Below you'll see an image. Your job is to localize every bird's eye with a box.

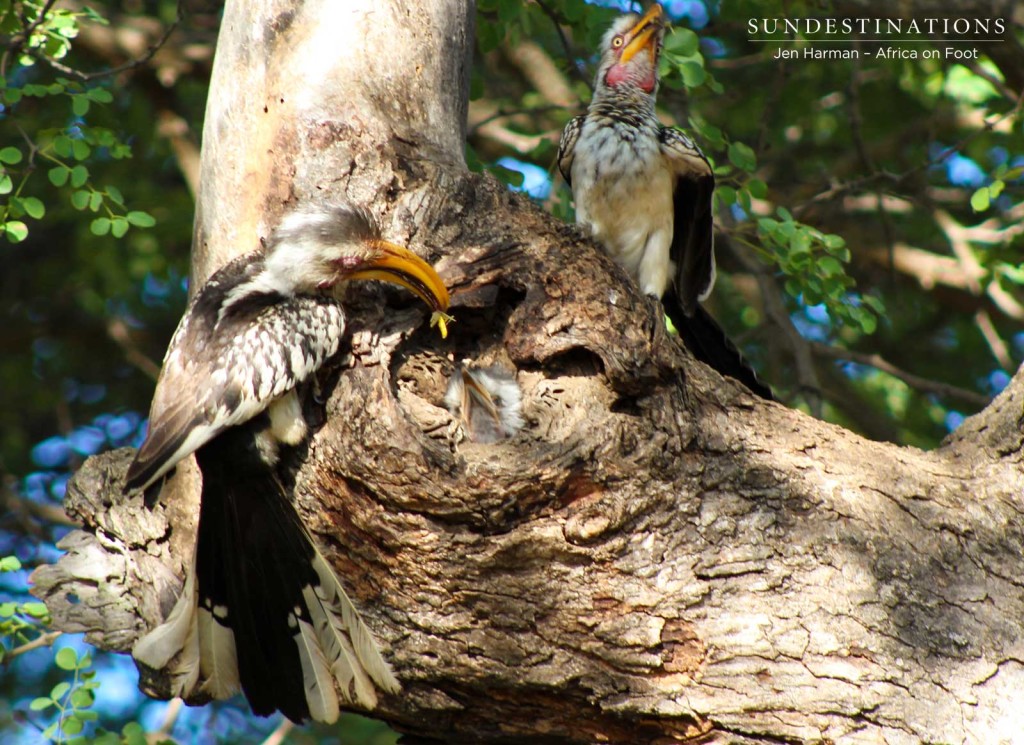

[612,36,624,48]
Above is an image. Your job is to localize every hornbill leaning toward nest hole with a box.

[125,204,451,723]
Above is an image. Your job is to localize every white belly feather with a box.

[571,121,675,298]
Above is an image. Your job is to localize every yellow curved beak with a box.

[620,4,665,65]
[348,240,453,337]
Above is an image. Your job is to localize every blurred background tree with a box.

[2,0,1021,742]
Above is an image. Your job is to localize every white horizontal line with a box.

[750,40,1004,43]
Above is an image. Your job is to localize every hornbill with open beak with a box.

[444,363,523,444]
[126,205,451,723]
[558,4,773,399]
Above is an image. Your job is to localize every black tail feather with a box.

[663,289,775,401]
[195,421,320,722]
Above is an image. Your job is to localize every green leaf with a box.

[822,233,846,250]
[42,723,58,741]
[0,173,12,195]
[497,0,520,24]
[72,95,90,117]
[62,716,84,735]
[111,217,129,238]
[21,601,49,617]
[55,646,79,671]
[0,146,22,164]
[4,220,28,242]
[71,190,90,210]
[121,722,144,738]
[90,217,111,236]
[70,164,88,188]
[562,0,585,22]
[122,722,147,745]
[997,262,1024,285]
[30,697,53,711]
[690,118,724,148]
[747,178,768,199]
[737,187,752,213]
[93,129,115,147]
[105,184,123,205]
[86,87,113,103]
[716,185,736,207]
[678,59,706,89]
[852,305,878,334]
[4,87,22,104]
[970,187,990,212]
[0,556,21,571]
[69,688,94,708]
[790,230,811,256]
[51,681,71,700]
[21,196,45,219]
[126,211,156,228]
[1003,166,1024,181]
[72,139,91,161]
[89,191,103,212]
[0,601,15,616]
[53,134,73,158]
[490,164,523,188]
[49,166,70,187]
[728,141,757,172]
[665,27,699,56]
[862,294,886,314]
[477,19,501,53]
[818,256,843,277]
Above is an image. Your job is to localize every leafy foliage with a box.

[469,0,1022,446]
[2,0,1023,743]
[0,3,155,244]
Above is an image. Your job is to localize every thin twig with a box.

[795,92,1024,213]
[1,0,60,76]
[469,104,566,136]
[534,0,592,92]
[260,718,293,745]
[935,208,1024,322]
[34,13,179,82]
[810,342,991,409]
[963,59,1018,103]
[974,309,1013,370]
[3,631,63,664]
[157,698,183,737]
[847,48,896,275]
[107,318,162,381]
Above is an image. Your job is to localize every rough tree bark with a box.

[31,1,1024,743]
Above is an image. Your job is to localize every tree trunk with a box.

[31,1,1024,743]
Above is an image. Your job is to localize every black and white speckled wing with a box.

[125,254,345,492]
[557,115,585,187]
[659,126,716,315]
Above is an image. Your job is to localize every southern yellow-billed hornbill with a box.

[558,4,773,399]
[126,205,451,723]
[444,363,523,444]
